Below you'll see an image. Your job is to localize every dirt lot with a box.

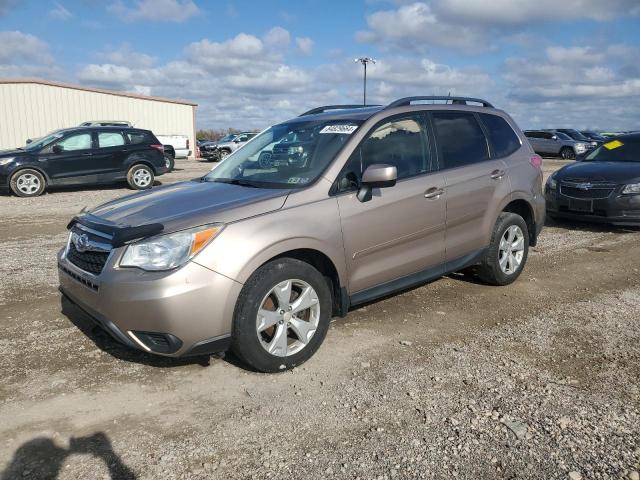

[1,158,638,480]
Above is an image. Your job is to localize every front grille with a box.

[560,183,615,199]
[59,263,99,291]
[67,242,110,275]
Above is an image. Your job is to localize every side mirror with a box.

[52,144,64,154]
[26,138,32,144]
[552,135,558,141]
[357,164,397,202]
[233,138,241,143]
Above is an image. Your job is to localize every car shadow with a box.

[60,295,215,369]
[0,432,136,480]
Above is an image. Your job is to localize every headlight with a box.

[622,183,640,195]
[120,224,223,271]
[288,146,304,155]
[0,157,15,166]
[547,175,557,190]
[575,143,587,153]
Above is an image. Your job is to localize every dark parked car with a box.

[580,130,607,143]
[0,126,168,197]
[545,133,640,225]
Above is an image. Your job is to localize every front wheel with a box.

[560,147,576,160]
[127,164,154,190]
[477,212,529,286]
[231,258,332,372]
[10,169,46,197]
[219,149,231,160]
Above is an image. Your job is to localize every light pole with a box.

[354,57,376,105]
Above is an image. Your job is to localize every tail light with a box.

[150,144,164,153]
[530,154,543,169]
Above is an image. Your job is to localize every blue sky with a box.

[1,0,639,131]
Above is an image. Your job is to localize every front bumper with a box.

[545,185,640,226]
[58,248,243,357]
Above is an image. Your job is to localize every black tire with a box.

[219,149,231,160]
[477,212,529,286]
[126,164,154,190]
[231,258,332,373]
[560,147,575,160]
[164,153,175,172]
[10,169,46,197]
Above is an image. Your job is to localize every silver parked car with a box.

[58,96,545,372]
[200,131,259,161]
[524,130,588,160]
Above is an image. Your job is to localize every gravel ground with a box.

[0,158,638,480]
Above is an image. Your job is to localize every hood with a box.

[556,161,640,184]
[0,149,27,157]
[87,180,290,233]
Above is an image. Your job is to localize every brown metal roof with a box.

[0,78,197,106]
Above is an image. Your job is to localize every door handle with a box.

[424,187,444,199]
[490,169,505,180]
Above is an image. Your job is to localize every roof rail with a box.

[385,96,494,109]
[299,104,381,117]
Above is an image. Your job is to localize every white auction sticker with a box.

[319,125,358,134]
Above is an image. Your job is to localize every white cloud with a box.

[295,37,314,55]
[49,2,72,20]
[99,43,156,68]
[263,26,291,48]
[0,31,55,65]
[108,0,200,23]
[359,1,640,52]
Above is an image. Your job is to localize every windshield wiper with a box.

[211,178,261,188]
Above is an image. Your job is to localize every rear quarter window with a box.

[480,113,521,158]
[127,131,155,144]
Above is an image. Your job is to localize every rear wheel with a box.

[560,147,575,160]
[126,164,154,190]
[10,169,46,197]
[232,258,332,372]
[477,212,529,286]
[164,153,175,172]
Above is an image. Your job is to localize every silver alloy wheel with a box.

[498,225,525,275]
[16,173,41,195]
[133,168,152,187]
[219,150,230,159]
[256,279,320,357]
[165,157,171,168]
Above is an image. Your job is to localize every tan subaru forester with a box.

[58,96,545,372]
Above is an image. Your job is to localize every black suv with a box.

[0,127,168,197]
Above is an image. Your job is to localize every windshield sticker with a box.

[319,125,358,134]
[603,140,623,150]
[287,177,309,184]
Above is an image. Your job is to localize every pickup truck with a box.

[156,134,191,160]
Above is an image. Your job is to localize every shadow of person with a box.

[1,432,136,480]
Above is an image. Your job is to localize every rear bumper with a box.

[545,186,640,226]
[58,249,242,357]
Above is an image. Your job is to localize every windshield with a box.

[204,119,362,188]
[24,131,65,150]
[584,137,640,162]
[560,129,589,142]
[219,134,236,142]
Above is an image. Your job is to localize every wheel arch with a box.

[235,244,348,318]
[501,197,537,246]
[10,165,51,184]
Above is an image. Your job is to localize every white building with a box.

[0,79,197,156]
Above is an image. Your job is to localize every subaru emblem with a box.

[74,233,90,253]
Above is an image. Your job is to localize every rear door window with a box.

[98,132,125,148]
[479,113,521,158]
[432,112,489,169]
